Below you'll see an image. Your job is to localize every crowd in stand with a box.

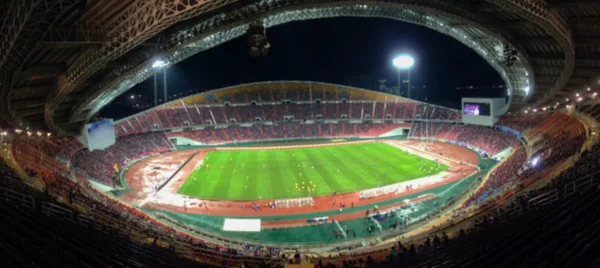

[0,161,277,267]
[167,123,406,144]
[410,123,517,155]
[115,100,461,136]
[4,124,597,268]
[324,185,600,268]
[462,112,587,210]
[322,127,598,267]
[496,114,550,133]
[3,104,597,267]
[71,133,173,185]
[527,139,600,201]
[12,140,71,185]
[462,145,527,208]
[14,136,84,163]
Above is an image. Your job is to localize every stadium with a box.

[1,1,600,268]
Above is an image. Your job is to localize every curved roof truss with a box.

[70,1,536,126]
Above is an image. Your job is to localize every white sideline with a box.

[215,140,376,151]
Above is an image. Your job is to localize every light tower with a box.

[152,58,169,106]
[392,55,415,98]
[378,79,388,93]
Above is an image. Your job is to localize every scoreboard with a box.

[77,119,116,151]
[461,98,505,126]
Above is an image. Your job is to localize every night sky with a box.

[101,17,506,119]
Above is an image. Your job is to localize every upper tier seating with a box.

[165,123,407,144]
[115,100,460,136]
[496,114,550,133]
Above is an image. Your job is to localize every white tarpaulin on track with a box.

[223,218,261,232]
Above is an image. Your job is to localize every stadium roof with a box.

[1,0,599,135]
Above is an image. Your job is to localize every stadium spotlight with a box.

[392,55,415,98]
[152,59,168,68]
[393,55,415,69]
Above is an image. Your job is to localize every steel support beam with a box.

[45,0,239,133]
[18,107,45,117]
[569,17,600,27]
[575,37,600,46]
[523,37,557,45]
[535,75,559,81]
[576,59,600,64]
[12,98,45,109]
[0,0,82,127]
[14,64,67,80]
[10,85,54,99]
[546,0,600,9]
[70,0,536,125]
[488,0,575,108]
[573,67,600,75]
[529,52,565,61]
[491,20,538,29]
[39,22,107,47]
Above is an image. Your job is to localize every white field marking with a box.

[215,140,376,152]
[137,155,203,208]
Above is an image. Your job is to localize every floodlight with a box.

[152,60,168,68]
[393,55,415,69]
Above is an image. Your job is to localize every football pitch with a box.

[177,143,448,200]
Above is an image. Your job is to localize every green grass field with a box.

[176,143,448,200]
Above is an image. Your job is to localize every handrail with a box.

[0,186,35,208]
[42,201,73,219]
[564,173,598,197]
[528,189,558,208]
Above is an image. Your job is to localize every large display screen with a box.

[86,119,116,151]
[463,103,491,116]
